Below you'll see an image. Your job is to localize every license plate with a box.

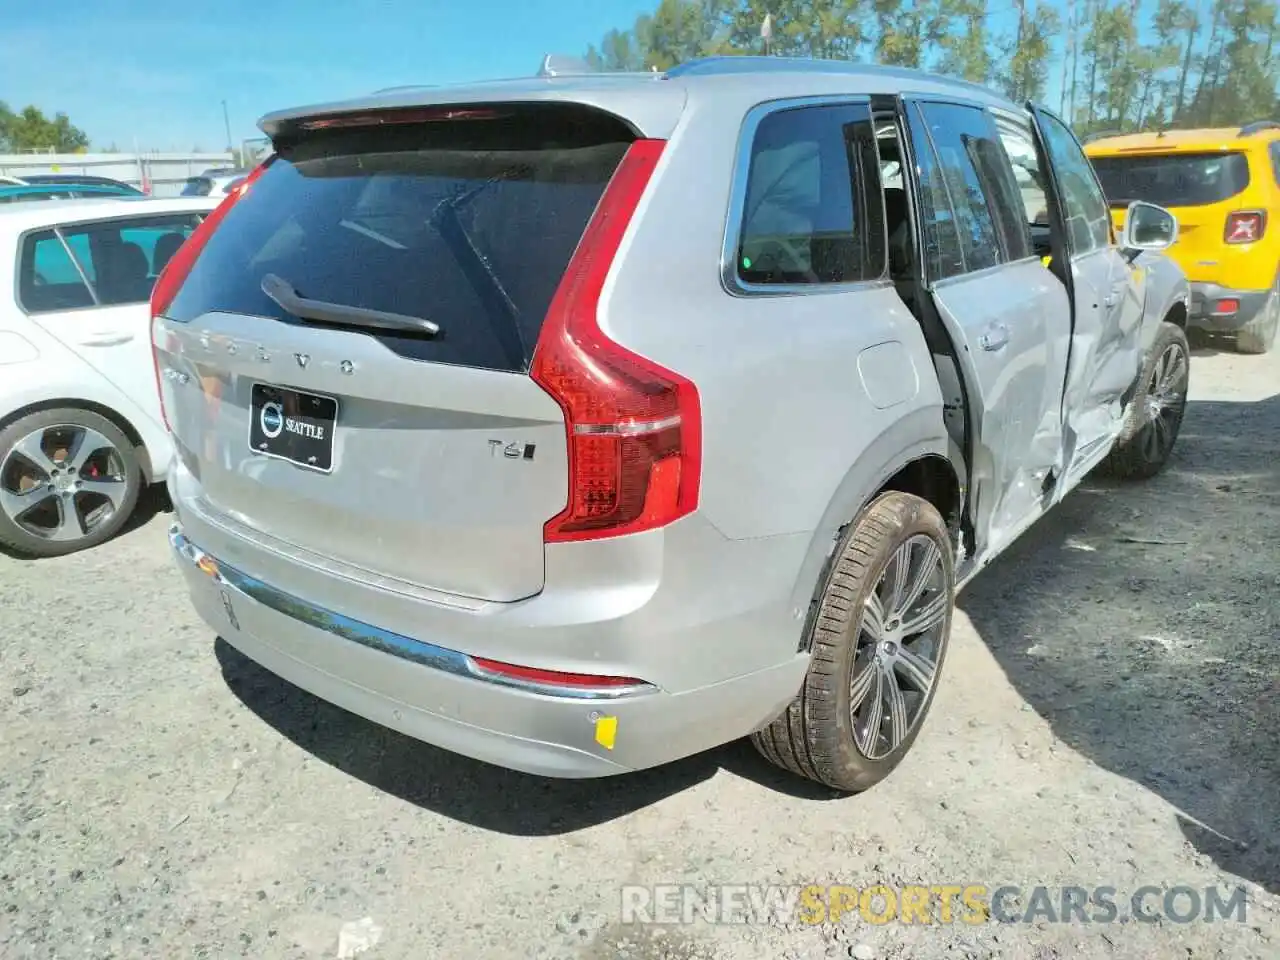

[248,383,338,473]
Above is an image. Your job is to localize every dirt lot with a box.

[2,339,1278,960]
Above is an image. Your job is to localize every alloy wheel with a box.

[1140,340,1189,463]
[0,424,129,543]
[849,534,949,760]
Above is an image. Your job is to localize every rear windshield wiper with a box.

[261,273,440,337]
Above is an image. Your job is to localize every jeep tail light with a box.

[149,158,273,430]
[1225,210,1265,244]
[530,139,702,543]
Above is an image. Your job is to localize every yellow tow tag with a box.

[594,715,618,750]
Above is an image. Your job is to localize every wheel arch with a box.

[1164,299,1188,330]
[791,421,964,655]
[0,397,155,481]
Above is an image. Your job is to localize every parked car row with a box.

[0,57,1268,796]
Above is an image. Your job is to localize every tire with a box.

[0,407,142,558]
[751,492,955,793]
[1103,320,1190,481]
[1233,277,1279,355]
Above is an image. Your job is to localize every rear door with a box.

[899,98,1072,553]
[1027,105,1143,484]
[17,211,203,432]
[154,104,637,603]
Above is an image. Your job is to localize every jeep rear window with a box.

[163,104,634,373]
[1090,152,1250,208]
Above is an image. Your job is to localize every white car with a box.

[0,196,218,556]
[179,170,251,200]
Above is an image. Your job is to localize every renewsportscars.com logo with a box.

[620,884,1250,926]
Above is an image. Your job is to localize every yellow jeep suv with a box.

[1086,122,1280,353]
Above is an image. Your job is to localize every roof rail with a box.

[1238,120,1280,137]
[537,54,597,78]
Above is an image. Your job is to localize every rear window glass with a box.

[181,177,213,196]
[164,105,633,372]
[1091,152,1250,208]
[735,102,886,286]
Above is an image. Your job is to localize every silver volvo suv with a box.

[153,57,1191,792]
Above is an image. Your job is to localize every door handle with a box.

[78,332,133,347]
[979,323,1010,352]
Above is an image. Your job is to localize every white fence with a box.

[0,152,236,197]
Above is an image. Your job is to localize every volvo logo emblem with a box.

[260,401,284,439]
[295,353,310,369]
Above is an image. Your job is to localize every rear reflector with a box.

[1213,298,1240,315]
[150,159,272,430]
[1225,210,1265,244]
[469,657,649,691]
[530,138,702,543]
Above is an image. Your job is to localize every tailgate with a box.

[154,103,637,602]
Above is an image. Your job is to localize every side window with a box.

[18,231,95,313]
[1270,141,1280,189]
[1036,112,1111,254]
[911,101,1030,275]
[57,214,201,307]
[904,107,966,279]
[993,116,1050,227]
[735,102,886,286]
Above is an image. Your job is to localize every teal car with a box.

[0,182,141,205]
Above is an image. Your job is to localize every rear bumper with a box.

[168,516,809,778]
[1187,282,1270,331]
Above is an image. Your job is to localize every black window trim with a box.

[721,94,891,298]
[15,211,205,316]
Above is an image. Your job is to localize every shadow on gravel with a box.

[215,640,838,835]
[960,392,1280,895]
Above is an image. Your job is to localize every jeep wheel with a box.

[1234,276,1279,355]
[1104,320,1190,481]
[752,492,954,793]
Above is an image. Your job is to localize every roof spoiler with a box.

[1238,120,1280,137]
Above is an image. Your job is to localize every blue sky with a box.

[4,1,1089,153]
[2,0,655,151]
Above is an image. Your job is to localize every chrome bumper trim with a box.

[168,523,655,701]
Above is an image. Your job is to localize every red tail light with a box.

[150,158,273,430]
[469,656,648,690]
[1225,210,1265,244]
[530,139,701,543]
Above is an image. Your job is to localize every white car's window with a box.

[18,214,201,313]
[17,232,96,312]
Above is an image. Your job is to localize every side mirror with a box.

[1121,201,1178,252]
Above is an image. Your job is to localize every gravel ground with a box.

[2,340,1278,960]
